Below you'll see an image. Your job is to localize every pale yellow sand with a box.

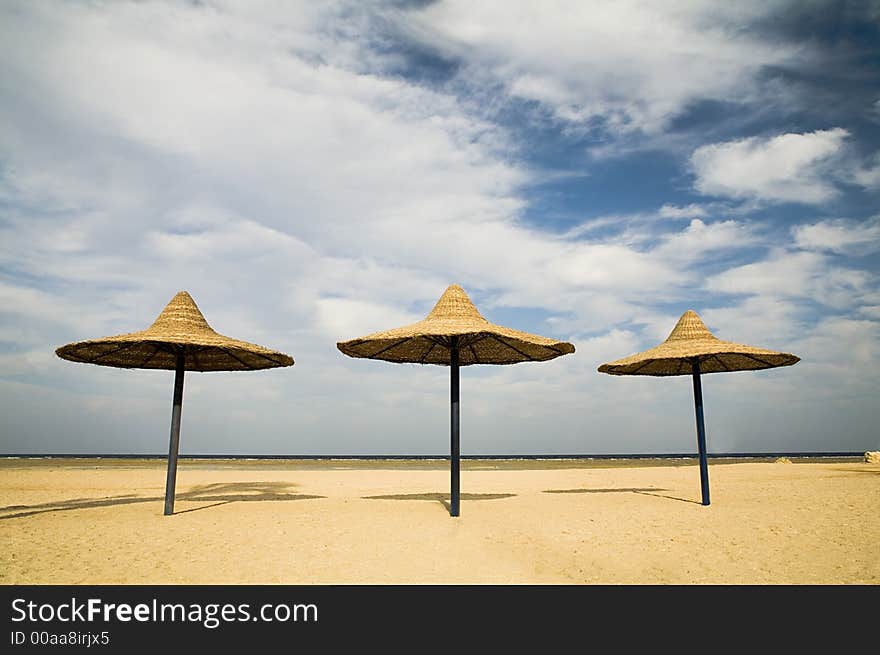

[1,458,877,584]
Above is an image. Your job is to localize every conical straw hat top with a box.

[424,284,488,323]
[598,310,799,376]
[337,284,574,365]
[56,291,294,371]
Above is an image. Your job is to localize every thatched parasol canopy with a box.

[56,291,294,515]
[56,291,293,371]
[598,310,798,376]
[598,309,799,506]
[338,284,574,517]
[337,284,574,365]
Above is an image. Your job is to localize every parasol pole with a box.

[163,349,186,516]
[450,336,460,517]
[691,358,710,506]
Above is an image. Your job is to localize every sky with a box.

[1,0,878,456]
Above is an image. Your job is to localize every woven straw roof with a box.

[56,291,294,371]
[598,310,799,376]
[337,284,575,366]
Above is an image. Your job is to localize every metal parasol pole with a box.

[691,359,710,506]
[163,349,186,515]
[450,336,460,517]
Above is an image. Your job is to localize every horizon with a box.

[0,451,866,460]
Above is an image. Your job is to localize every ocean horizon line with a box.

[0,451,865,460]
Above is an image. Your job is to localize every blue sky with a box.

[1,0,878,455]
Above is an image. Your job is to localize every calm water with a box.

[0,454,864,471]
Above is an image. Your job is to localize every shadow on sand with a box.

[833,467,880,476]
[543,487,702,506]
[0,481,324,520]
[363,491,516,513]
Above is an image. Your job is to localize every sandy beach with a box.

[1,457,877,585]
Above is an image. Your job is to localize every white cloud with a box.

[792,217,880,256]
[700,296,805,347]
[690,128,850,204]
[705,248,873,309]
[859,305,880,320]
[403,0,797,133]
[793,316,880,367]
[653,219,757,262]
[315,298,421,340]
[659,204,709,219]
[852,152,880,189]
[783,316,880,403]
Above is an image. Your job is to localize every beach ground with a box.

[1,458,877,584]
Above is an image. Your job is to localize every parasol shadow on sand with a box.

[542,487,700,505]
[337,284,574,517]
[598,310,799,506]
[55,291,294,515]
[0,481,323,520]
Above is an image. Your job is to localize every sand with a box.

[1,457,877,584]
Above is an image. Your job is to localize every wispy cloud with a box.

[852,152,880,189]
[401,0,797,134]
[792,217,880,256]
[705,248,874,310]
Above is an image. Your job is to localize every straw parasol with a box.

[337,284,575,516]
[598,310,799,505]
[56,291,294,515]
